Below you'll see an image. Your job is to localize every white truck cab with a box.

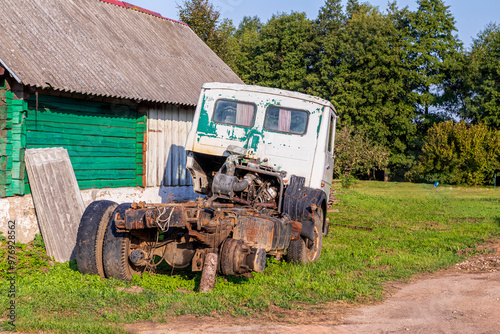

[185,82,338,198]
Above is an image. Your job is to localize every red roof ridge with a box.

[98,0,188,26]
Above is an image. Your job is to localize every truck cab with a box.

[185,82,338,199]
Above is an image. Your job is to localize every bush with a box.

[334,127,390,180]
[339,173,358,189]
[410,121,500,186]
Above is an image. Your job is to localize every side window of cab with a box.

[264,106,308,135]
[327,112,335,154]
[213,100,256,127]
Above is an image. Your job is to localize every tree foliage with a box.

[328,4,418,170]
[411,121,500,185]
[463,24,500,128]
[178,0,499,185]
[177,0,235,64]
[247,12,316,93]
[406,0,464,117]
[232,16,262,84]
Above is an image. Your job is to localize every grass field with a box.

[1,181,499,333]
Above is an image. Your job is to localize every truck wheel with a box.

[286,238,307,263]
[76,200,118,277]
[102,203,144,280]
[286,210,323,263]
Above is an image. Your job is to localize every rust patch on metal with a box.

[290,220,302,241]
[192,249,207,271]
[233,216,274,251]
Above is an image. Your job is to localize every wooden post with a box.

[198,253,218,293]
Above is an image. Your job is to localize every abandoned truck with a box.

[75,83,338,281]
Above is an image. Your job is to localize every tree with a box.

[407,0,463,117]
[316,0,344,39]
[320,4,417,176]
[310,0,345,98]
[463,24,500,128]
[177,0,235,64]
[232,16,262,84]
[346,0,361,17]
[334,127,390,180]
[251,12,316,93]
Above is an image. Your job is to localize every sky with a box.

[130,0,499,48]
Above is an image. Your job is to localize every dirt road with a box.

[128,246,500,334]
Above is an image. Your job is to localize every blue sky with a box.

[130,0,499,48]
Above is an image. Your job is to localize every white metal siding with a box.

[146,104,195,187]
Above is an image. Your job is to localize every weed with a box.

[33,234,45,248]
[340,173,358,189]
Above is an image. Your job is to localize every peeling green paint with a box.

[195,96,265,152]
[195,96,215,143]
[248,132,261,151]
[316,114,323,138]
[196,92,326,152]
[264,100,282,108]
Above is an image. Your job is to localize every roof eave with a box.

[0,58,22,83]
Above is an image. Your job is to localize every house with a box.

[0,0,243,242]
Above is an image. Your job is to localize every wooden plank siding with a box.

[146,105,194,187]
[0,78,7,196]
[0,78,27,197]
[25,94,145,191]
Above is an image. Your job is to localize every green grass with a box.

[1,181,499,333]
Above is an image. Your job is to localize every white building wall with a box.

[146,104,195,187]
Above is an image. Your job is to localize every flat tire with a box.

[75,200,118,277]
[102,203,144,280]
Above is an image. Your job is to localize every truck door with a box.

[322,110,336,193]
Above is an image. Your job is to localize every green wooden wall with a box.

[24,94,145,191]
[0,79,27,197]
[0,79,7,196]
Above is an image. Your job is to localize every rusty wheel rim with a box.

[305,210,322,262]
[305,224,320,262]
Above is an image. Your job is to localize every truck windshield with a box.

[264,106,308,135]
[213,100,255,127]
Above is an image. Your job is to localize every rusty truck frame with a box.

[75,83,338,282]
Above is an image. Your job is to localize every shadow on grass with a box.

[69,259,78,271]
[71,255,198,276]
[70,256,203,287]
[71,256,251,290]
[156,262,251,290]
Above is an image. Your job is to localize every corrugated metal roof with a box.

[0,0,243,106]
